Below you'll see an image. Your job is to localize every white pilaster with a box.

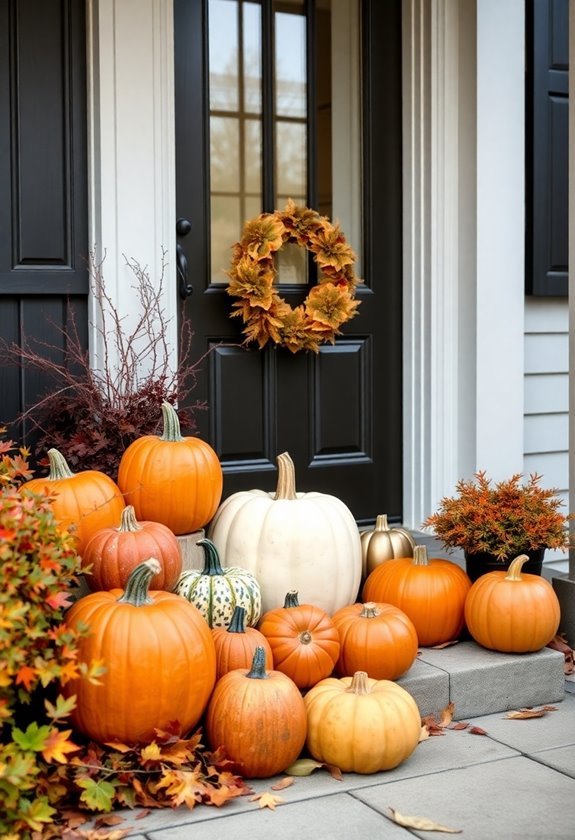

[86,0,177,379]
[475,0,525,475]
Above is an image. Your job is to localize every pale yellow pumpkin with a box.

[304,670,421,773]
[208,452,362,615]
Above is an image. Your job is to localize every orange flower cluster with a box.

[226,200,361,353]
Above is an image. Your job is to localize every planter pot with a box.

[464,548,546,584]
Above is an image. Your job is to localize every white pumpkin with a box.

[208,452,362,615]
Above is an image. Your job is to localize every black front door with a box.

[0,0,88,447]
[174,0,402,526]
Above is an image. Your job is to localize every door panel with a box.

[174,0,402,525]
[0,0,88,444]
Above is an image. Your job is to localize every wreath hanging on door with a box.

[226,200,361,353]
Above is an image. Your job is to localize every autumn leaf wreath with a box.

[226,200,361,353]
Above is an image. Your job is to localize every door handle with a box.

[176,217,193,300]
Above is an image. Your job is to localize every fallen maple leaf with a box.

[430,640,460,649]
[285,758,324,776]
[250,791,285,810]
[41,728,80,763]
[387,807,462,833]
[468,726,487,735]
[271,777,294,791]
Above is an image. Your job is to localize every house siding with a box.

[524,297,569,571]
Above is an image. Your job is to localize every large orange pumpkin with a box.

[464,553,561,653]
[117,401,223,535]
[62,558,216,744]
[362,544,472,646]
[212,605,273,679]
[257,590,340,689]
[22,448,125,556]
[205,646,307,778]
[331,601,418,680]
[81,505,182,591]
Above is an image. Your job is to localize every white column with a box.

[402,0,476,528]
[85,0,177,379]
[475,0,525,476]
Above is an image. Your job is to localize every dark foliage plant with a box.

[0,250,205,477]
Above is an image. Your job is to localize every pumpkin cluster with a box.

[26,426,563,788]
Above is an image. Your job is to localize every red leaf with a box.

[469,726,487,735]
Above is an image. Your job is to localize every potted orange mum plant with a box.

[422,471,572,582]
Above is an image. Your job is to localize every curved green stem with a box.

[117,558,160,605]
[159,400,184,442]
[197,538,226,576]
[246,646,269,679]
[46,448,75,480]
[227,605,247,634]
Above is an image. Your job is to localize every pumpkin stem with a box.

[159,400,184,442]
[274,452,298,500]
[412,545,429,566]
[46,448,75,480]
[284,590,300,608]
[246,646,269,679]
[360,602,380,619]
[505,554,530,581]
[197,538,226,576]
[227,605,247,634]
[117,558,160,606]
[375,514,390,531]
[117,505,143,533]
[346,671,371,696]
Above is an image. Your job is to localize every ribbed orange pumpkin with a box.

[212,605,273,679]
[205,646,307,778]
[362,545,472,646]
[258,590,341,689]
[81,505,182,591]
[62,558,216,744]
[464,553,561,653]
[21,448,125,556]
[117,401,223,535]
[331,601,418,680]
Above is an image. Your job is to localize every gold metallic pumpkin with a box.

[360,514,415,581]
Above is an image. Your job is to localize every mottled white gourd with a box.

[208,452,362,615]
[175,538,261,628]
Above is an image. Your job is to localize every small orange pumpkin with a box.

[212,605,273,679]
[205,646,307,778]
[62,558,217,744]
[257,590,341,689]
[464,553,561,653]
[21,448,125,556]
[362,544,472,646]
[117,401,223,535]
[81,505,182,591]
[331,601,418,680]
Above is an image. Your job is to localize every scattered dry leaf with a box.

[134,810,151,820]
[547,633,575,674]
[430,640,460,649]
[271,777,294,791]
[448,722,469,731]
[250,791,285,810]
[419,725,431,742]
[439,702,455,728]
[387,807,462,833]
[505,708,546,720]
[93,816,124,828]
[324,763,343,780]
[468,726,487,735]
[285,758,323,776]
[542,705,558,712]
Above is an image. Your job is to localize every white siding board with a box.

[523,451,569,490]
[524,413,569,453]
[524,298,569,332]
[524,333,568,373]
[524,373,569,413]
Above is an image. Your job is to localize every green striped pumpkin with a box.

[175,538,261,628]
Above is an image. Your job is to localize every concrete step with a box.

[398,640,565,720]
